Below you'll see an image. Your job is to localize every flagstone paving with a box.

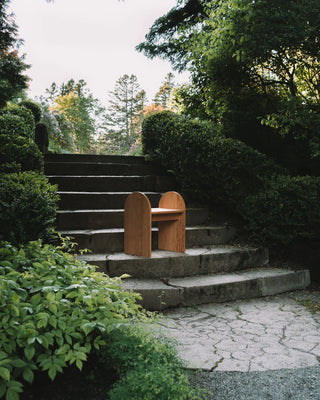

[157,289,320,372]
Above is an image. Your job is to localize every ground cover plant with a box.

[0,240,206,400]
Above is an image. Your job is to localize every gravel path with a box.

[188,366,320,399]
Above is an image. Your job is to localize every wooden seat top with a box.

[151,208,184,214]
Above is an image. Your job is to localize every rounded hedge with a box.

[142,111,284,205]
[1,105,35,139]
[0,172,59,245]
[0,114,30,138]
[19,100,42,123]
[0,133,44,173]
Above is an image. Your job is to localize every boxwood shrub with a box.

[241,175,320,244]
[0,133,44,173]
[1,105,35,139]
[19,100,42,124]
[0,172,58,245]
[142,111,320,245]
[0,114,30,139]
[142,111,284,206]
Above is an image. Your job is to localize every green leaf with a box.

[6,388,19,400]
[11,359,26,368]
[24,345,35,361]
[22,367,34,384]
[48,366,57,381]
[75,359,83,371]
[0,367,10,381]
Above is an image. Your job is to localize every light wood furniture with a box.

[124,191,186,257]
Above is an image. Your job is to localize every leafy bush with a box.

[142,111,284,206]
[142,111,320,245]
[19,100,42,123]
[0,134,44,173]
[1,105,35,139]
[0,240,142,400]
[0,172,58,245]
[0,114,30,139]
[241,175,320,244]
[99,325,206,400]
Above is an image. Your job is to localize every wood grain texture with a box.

[124,192,152,257]
[157,192,185,253]
[124,191,185,257]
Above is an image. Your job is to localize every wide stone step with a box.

[60,226,237,253]
[57,191,162,210]
[120,268,310,310]
[56,207,209,230]
[48,175,176,192]
[45,153,147,164]
[45,161,163,176]
[80,245,267,278]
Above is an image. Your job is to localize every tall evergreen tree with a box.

[153,73,175,109]
[104,74,146,153]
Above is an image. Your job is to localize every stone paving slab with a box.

[157,290,320,372]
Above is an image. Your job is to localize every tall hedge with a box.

[142,112,320,245]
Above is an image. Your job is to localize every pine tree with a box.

[104,74,146,153]
[153,73,175,109]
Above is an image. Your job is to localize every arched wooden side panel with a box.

[158,191,185,253]
[124,192,152,257]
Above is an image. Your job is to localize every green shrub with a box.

[0,114,29,138]
[0,134,44,173]
[99,325,206,400]
[1,105,35,139]
[0,172,58,245]
[0,240,142,400]
[142,112,284,206]
[0,162,21,174]
[241,175,320,244]
[142,111,320,246]
[19,100,42,123]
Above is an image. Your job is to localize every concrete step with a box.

[57,191,162,210]
[120,268,310,310]
[80,245,267,278]
[56,207,209,230]
[60,226,237,253]
[48,175,176,192]
[45,161,163,176]
[45,153,148,164]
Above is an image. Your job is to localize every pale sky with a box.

[10,0,190,105]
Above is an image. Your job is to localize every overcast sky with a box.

[10,0,190,105]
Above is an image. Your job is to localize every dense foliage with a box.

[103,326,206,400]
[0,0,29,107]
[0,134,43,173]
[0,240,142,400]
[0,114,30,139]
[41,79,103,153]
[0,172,58,245]
[1,105,35,139]
[138,0,320,175]
[18,100,41,124]
[142,112,320,245]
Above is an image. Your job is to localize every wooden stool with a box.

[124,191,186,257]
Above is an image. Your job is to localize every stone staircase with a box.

[45,153,310,310]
